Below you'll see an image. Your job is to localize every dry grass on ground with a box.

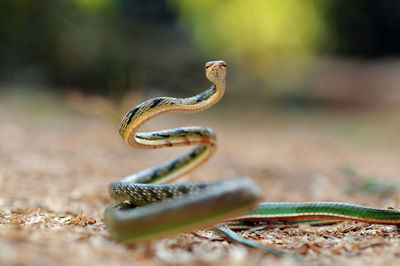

[1,92,400,265]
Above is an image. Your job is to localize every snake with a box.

[104,60,400,254]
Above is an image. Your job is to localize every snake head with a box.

[205,60,227,84]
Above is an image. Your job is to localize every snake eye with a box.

[205,65,212,69]
[221,64,227,68]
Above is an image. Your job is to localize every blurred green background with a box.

[1,0,400,108]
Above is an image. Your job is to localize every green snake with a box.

[104,60,400,253]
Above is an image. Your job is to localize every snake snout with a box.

[205,60,227,84]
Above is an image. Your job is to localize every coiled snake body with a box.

[105,61,400,253]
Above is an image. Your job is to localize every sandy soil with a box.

[1,92,400,265]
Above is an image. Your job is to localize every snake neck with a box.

[188,79,225,112]
[213,80,226,104]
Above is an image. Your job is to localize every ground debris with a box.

[2,95,400,265]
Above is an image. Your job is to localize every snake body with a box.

[104,60,400,247]
[104,61,260,242]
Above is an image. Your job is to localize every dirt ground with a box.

[2,91,400,265]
